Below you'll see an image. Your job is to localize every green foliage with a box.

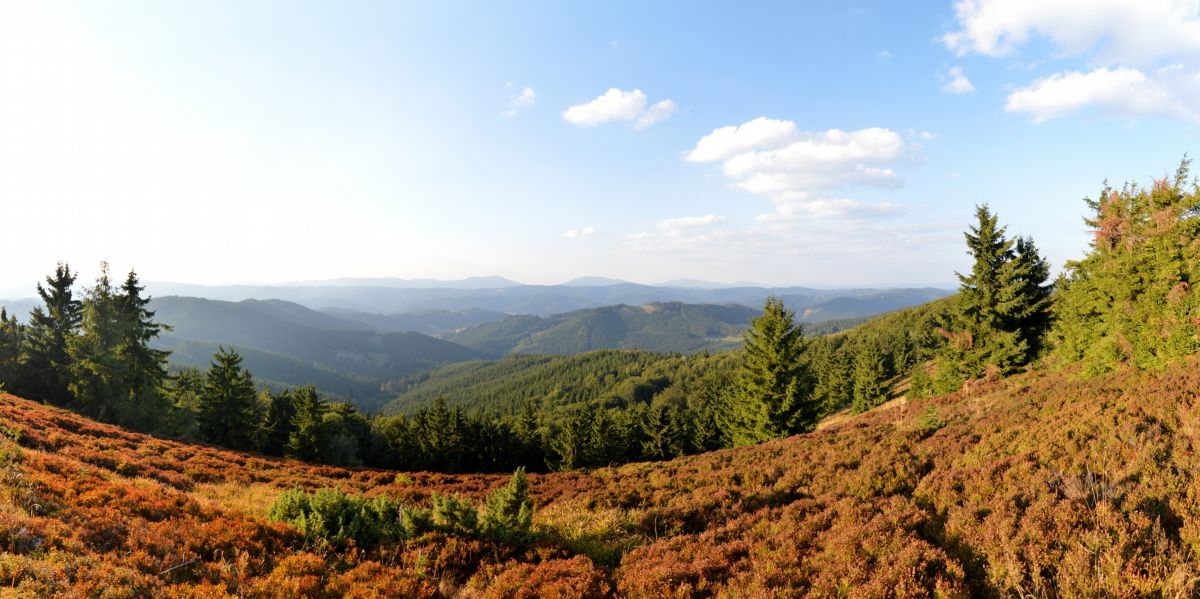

[934,205,1052,389]
[851,339,892,414]
[479,468,534,542]
[18,262,82,405]
[1053,159,1200,374]
[731,297,815,444]
[267,488,405,548]
[915,405,945,437]
[431,493,479,537]
[197,347,259,450]
[908,361,934,399]
[445,302,757,356]
[285,386,327,462]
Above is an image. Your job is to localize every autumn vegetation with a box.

[0,161,1198,596]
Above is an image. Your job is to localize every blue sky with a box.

[3,1,1200,292]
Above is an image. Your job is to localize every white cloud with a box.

[636,100,677,129]
[686,118,910,222]
[944,0,1200,123]
[562,225,596,239]
[504,86,536,117]
[1006,66,1185,122]
[943,0,1200,64]
[685,117,798,162]
[942,66,976,94]
[562,88,676,128]
[878,49,892,59]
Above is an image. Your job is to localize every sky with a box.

[3,0,1200,293]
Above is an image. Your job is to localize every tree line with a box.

[0,194,1065,474]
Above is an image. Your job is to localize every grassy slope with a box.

[5,358,1200,596]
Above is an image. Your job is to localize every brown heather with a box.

[5,356,1200,596]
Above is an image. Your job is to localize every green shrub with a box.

[915,406,946,437]
[431,493,478,537]
[479,467,534,542]
[267,488,405,548]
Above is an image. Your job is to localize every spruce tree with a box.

[115,270,171,428]
[285,385,327,462]
[730,296,815,445]
[936,205,1051,388]
[257,388,296,456]
[851,339,892,414]
[197,347,258,450]
[20,263,82,403]
[67,264,125,422]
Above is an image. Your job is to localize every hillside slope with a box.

[5,359,1200,595]
[445,302,755,357]
[149,296,485,406]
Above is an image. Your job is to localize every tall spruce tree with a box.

[115,270,171,428]
[20,263,82,404]
[936,205,1052,390]
[730,296,815,445]
[197,347,259,450]
[67,264,125,422]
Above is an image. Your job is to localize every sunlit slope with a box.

[4,358,1200,595]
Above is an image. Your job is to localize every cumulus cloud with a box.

[942,66,976,94]
[943,0,1200,64]
[562,225,596,239]
[685,117,797,162]
[943,0,1200,122]
[686,118,910,222]
[1006,66,1185,122]
[562,88,675,128]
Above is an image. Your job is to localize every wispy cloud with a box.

[504,85,536,117]
[562,225,596,239]
[941,66,975,94]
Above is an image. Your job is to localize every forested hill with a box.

[148,296,485,409]
[443,302,756,356]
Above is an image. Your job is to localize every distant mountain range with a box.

[138,280,952,317]
[0,281,952,410]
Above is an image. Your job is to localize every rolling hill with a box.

[148,296,485,409]
[443,302,757,357]
[4,354,1200,595]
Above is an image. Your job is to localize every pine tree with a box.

[19,263,82,404]
[936,205,1051,388]
[851,339,892,414]
[67,264,125,422]
[730,296,815,445]
[197,347,258,450]
[114,270,171,428]
[286,385,328,462]
[257,388,296,456]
